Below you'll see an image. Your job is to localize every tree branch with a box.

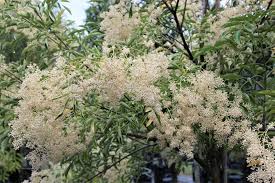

[180,0,188,28]
[2,69,23,83]
[162,0,194,61]
[89,143,157,181]
[33,7,74,53]
[259,0,273,24]
[126,133,157,142]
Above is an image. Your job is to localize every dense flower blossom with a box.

[149,71,251,157]
[148,70,275,182]
[127,52,169,111]
[79,52,169,111]
[243,128,275,182]
[81,56,129,105]
[10,50,169,170]
[100,0,140,46]
[10,60,92,169]
[5,0,275,182]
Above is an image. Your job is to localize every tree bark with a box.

[211,168,222,183]
[207,149,227,183]
[223,150,228,183]
[193,160,201,183]
[195,144,227,183]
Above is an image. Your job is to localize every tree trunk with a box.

[193,160,201,183]
[223,150,228,183]
[208,149,227,183]
[209,164,223,183]
[194,132,228,183]
[212,171,222,183]
[195,148,227,183]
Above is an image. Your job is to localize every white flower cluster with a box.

[7,1,275,181]
[100,0,140,46]
[243,128,275,183]
[10,59,91,169]
[209,6,246,44]
[82,56,129,105]
[149,71,249,158]
[147,70,275,181]
[10,50,168,170]
[128,52,169,111]
[79,52,169,111]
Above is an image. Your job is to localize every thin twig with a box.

[175,0,180,11]
[127,136,148,145]
[33,6,73,52]
[163,33,185,47]
[3,69,23,83]
[162,0,173,12]
[89,143,157,181]
[180,0,188,28]
[126,133,157,142]
[259,0,273,24]
[161,0,194,61]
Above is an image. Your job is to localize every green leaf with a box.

[222,73,241,81]
[235,30,241,44]
[255,90,275,97]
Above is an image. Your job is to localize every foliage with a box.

[0,0,83,181]
[0,56,24,182]
[0,0,274,182]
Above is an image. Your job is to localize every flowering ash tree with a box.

[0,0,274,182]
